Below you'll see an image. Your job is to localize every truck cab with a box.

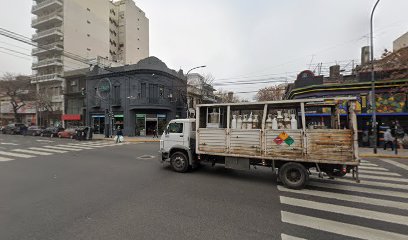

[160,118,196,172]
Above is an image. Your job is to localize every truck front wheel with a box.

[279,162,308,190]
[170,152,189,173]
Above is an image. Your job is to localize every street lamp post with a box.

[370,0,380,154]
[186,65,206,117]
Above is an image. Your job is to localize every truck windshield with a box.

[168,123,183,133]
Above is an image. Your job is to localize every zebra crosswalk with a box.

[0,141,130,162]
[280,159,408,240]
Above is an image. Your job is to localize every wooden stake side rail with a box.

[197,128,357,164]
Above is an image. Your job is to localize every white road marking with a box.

[280,196,408,226]
[43,146,82,151]
[360,162,378,167]
[381,159,408,171]
[319,178,408,191]
[67,143,111,148]
[0,156,14,161]
[0,143,19,146]
[358,166,389,171]
[281,211,408,240]
[359,170,401,176]
[12,149,53,156]
[29,147,67,153]
[345,174,408,183]
[56,145,93,150]
[307,181,408,199]
[281,233,307,240]
[277,185,408,210]
[36,140,54,143]
[360,159,369,163]
[0,151,34,158]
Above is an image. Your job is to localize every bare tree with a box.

[0,73,35,122]
[256,85,286,102]
[215,89,242,103]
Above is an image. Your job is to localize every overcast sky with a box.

[0,0,407,99]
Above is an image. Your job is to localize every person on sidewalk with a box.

[115,126,123,143]
[153,129,158,138]
[383,128,395,151]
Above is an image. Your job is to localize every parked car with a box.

[26,126,44,136]
[1,123,26,134]
[40,127,64,137]
[0,125,5,133]
[58,128,76,139]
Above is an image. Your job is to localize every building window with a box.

[87,8,91,12]
[159,86,164,98]
[87,48,91,51]
[87,34,90,37]
[137,48,140,50]
[141,83,146,98]
[87,20,91,24]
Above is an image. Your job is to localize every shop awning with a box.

[62,114,81,121]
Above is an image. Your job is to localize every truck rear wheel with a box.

[279,162,308,190]
[170,152,189,173]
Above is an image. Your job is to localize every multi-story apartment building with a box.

[31,0,149,126]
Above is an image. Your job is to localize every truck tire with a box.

[170,152,189,173]
[279,162,308,190]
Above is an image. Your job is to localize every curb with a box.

[359,153,408,159]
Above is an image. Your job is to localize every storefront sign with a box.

[62,114,81,121]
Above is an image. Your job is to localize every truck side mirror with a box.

[165,128,169,135]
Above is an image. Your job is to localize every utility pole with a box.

[370,0,380,154]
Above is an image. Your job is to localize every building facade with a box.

[85,57,187,136]
[285,46,408,147]
[31,0,149,126]
[394,32,408,52]
[187,73,216,117]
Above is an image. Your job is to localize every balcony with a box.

[32,42,63,55]
[32,27,62,41]
[32,11,63,29]
[31,73,64,84]
[32,57,63,69]
[32,0,63,15]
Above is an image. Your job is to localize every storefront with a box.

[135,113,167,136]
[61,114,82,128]
[91,114,105,134]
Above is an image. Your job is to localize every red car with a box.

[58,128,76,139]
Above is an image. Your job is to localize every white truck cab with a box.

[160,118,197,172]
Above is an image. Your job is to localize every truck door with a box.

[163,122,184,150]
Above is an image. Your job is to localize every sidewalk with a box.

[92,134,160,143]
[359,147,408,159]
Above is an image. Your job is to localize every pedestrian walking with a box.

[383,128,394,151]
[115,126,123,143]
[153,129,158,138]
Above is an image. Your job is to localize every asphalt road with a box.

[0,134,407,240]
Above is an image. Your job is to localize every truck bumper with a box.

[159,151,170,163]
